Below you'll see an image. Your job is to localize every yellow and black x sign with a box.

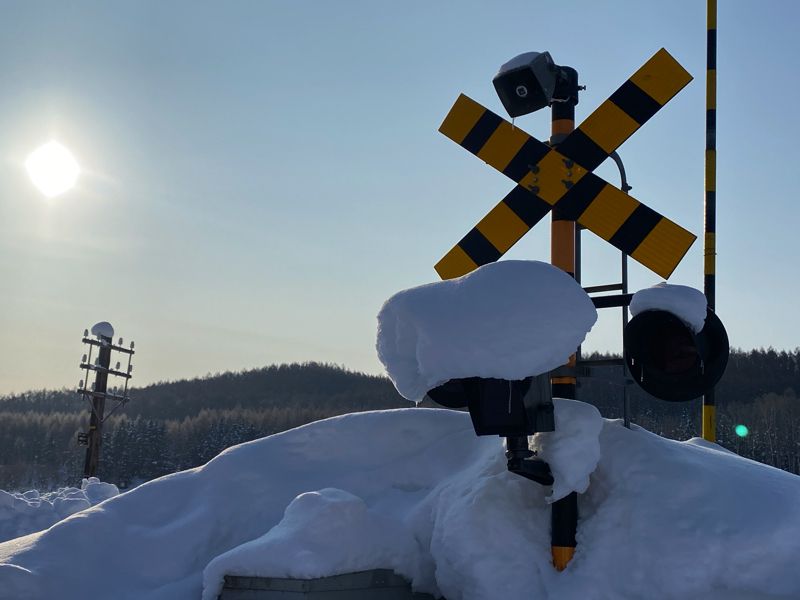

[435,48,695,281]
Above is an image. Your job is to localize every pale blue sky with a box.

[0,1,797,393]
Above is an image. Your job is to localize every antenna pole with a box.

[702,0,718,442]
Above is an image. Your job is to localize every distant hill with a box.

[0,362,408,419]
[0,351,797,491]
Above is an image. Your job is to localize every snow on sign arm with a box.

[629,282,708,333]
[376,260,597,401]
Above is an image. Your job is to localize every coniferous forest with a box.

[0,350,798,491]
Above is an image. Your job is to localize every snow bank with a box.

[630,282,707,332]
[376,260,597,401]
[0,478,119,543]
[2,403,799,600]
[202,488,429,599]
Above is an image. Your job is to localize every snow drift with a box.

[1,403,798,600]
[0,478,119,544]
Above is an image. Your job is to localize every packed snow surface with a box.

[0,478,118,544]
[376,260,597,401]
[1,403,799,600]
[630,282,708,332]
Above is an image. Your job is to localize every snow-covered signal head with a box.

[624,309,729,402]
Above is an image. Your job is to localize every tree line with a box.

[0,351,797,491]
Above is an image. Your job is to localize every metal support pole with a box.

[574,223,582,368]
[550,94,578,401]
[622,250,631,428]
[83,334,111,478]
[609,150,633,429]
[703,0,718,442]
[549,71,579,571]
[551,492,578,568]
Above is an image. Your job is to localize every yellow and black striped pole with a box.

[702,0,717,442]
[549,67,579,571]
[551,98,578,401]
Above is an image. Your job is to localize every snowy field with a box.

[0,403,798,600]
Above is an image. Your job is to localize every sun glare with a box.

[25,141,81,198]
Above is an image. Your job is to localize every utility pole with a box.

[77,322,135,479]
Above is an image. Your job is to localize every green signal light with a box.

[734,424,749,438]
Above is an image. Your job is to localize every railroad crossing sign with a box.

[435,49,695,281]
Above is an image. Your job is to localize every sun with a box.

[25,141,81,198]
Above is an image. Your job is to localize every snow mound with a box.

[202,488,429,599]
[376,260,597,401]
[532,399,603,502]
[1,404,799,600]
[630,282,708,332]
[81,478,119,505]
[0,478,119,543]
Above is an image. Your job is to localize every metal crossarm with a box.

[435,48,695,281]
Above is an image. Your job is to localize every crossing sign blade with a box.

[435,49,695,281]
[556,48,692,171]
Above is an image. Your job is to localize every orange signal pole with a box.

[549,71,579,570]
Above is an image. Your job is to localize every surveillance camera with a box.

[493,51,558,118]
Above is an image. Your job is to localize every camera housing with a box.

[492,52,579,118]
